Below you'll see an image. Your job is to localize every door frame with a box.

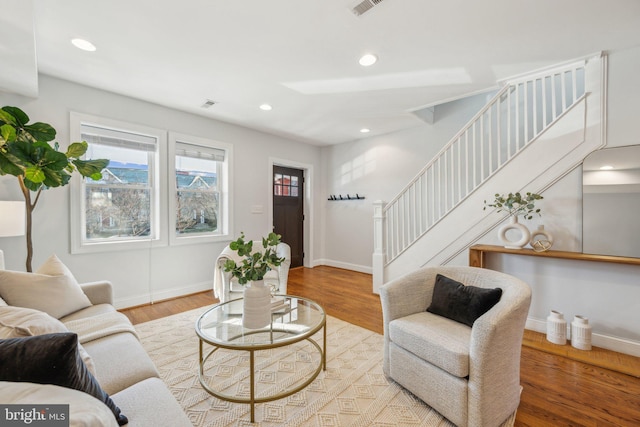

[268,157,314,268]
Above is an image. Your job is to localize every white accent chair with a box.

[380,266,531,427]
[213,241,291,303]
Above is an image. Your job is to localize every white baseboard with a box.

[526,317,640,357]
[114,281,212,310]
[313,259,372,275]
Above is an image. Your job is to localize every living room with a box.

[1,1,640,426]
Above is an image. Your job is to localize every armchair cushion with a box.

[427,274,502,327]
[389,311,471,377]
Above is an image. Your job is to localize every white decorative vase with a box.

[242,280,271,329]
[571,315,592,350]
[546,310,567,345]
[498,215,531,249]
[530,225,554,252]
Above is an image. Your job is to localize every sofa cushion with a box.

[82,331,160,395]
[427,274,502,327]
[0,332,128,426]
[0,256,91,319]
[0,296,7,306]
[0,381,119,427]
[112,377,193,427]
[0,306,96,376]
[389,311,471,378]
[60,303,117,322]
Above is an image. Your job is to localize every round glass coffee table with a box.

[195,295,326,423]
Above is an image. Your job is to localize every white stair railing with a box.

[381,61,586,264]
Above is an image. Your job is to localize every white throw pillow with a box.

[36,254,78,278]
[0,306,97,377]
[0,381,119,427]
[0,255,91,319]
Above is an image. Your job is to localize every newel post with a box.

[372,200,386,294]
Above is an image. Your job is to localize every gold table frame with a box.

[195,296,326,423]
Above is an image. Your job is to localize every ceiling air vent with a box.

[200,99,216,108]
[351,0,385,16]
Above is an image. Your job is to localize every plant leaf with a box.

[1,106,29,126]
[43,148,70,171]
[73,158,108,178]
[25,166,45,183]
[66,141,88,158]
[23,122,56,142]
[0,124,16,143]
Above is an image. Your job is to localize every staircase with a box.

[373,54,607,292]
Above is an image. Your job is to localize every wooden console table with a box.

[469,244,640,268]
[468,244,640,377]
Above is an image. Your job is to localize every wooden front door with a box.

[273,166,304,268]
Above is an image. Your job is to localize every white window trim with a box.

[168,131,233,246]
[70,112,168,254]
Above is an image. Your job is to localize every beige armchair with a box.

[380,266,531,427]
[213,241,291,303]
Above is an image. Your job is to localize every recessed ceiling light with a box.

[360,128,370,133]
[358,54,377,67]
[71,38,96,52]
[259,104,272,111]
[600,165,614,170]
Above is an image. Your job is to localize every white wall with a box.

[0,75,322,308]
[319,92,495,272]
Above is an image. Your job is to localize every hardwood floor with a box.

[120,266,640,427]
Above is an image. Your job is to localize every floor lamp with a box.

[0,201,26,270]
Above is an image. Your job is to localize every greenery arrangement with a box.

[223,232,285,285]
[0,106,109,271]
[484,192,543,220]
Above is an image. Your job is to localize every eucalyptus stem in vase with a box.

[484,191,543,249]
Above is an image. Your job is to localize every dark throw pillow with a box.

[0,332,128,426]
[427,274,503,327]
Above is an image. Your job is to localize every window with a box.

[70,113,167,253]
[169,132,232,245]
[274,173,299,197]
[70,115,231,252]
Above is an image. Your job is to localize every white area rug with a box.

[135,306,516,426]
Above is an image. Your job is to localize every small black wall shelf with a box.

[328,194,365,201]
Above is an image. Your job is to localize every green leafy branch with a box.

[483,192,543,220]
[223,232,285,285]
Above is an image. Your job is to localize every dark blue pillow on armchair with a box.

[427,274,502,327]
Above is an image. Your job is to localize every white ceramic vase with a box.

[546,310,567,345]
[242,280,271,329]
[498,215,531,249]
[571,315,592,350]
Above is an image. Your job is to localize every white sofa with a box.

[0,255,192,427]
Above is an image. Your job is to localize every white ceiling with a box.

[3,0,640,145]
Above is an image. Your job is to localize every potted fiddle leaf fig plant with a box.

[0,106,109,271]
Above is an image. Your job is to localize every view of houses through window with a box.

[73,117,229,252]
[82,125,157,241]
[174,141,222,235]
